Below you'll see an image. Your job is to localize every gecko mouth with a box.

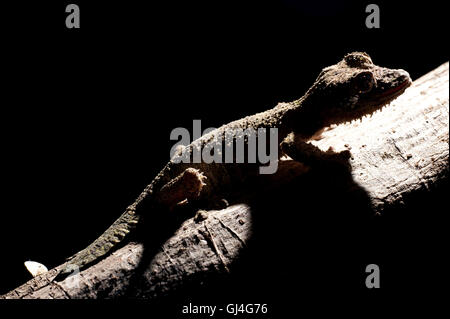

[361,76,412,108]
[377,79,411,99]
[333,75,412,125]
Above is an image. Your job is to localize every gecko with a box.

[54,52,411,281]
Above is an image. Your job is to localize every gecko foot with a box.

[157,168,207,209]
[323,147,352,164]
[194,210,209,223]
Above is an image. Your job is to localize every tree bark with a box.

[2,62,448,299]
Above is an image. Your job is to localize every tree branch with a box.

[2,62,448,299]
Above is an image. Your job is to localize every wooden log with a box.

[2,62,448,299]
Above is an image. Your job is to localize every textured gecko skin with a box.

[54,52,411,281]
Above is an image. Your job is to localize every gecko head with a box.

[304,52,412,126]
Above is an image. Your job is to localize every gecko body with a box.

[54,52,411,281]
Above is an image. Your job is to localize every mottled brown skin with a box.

[54,52,411,281]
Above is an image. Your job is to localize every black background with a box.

[0,0,447,315]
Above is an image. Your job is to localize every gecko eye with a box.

[354,71,375,94]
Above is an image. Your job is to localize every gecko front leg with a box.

[156,168,208,209]
[280,132,351,166]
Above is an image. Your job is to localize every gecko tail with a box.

[53,207,140,282]
[53,167,207,282]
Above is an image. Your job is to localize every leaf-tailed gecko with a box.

[54,52,411,281]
